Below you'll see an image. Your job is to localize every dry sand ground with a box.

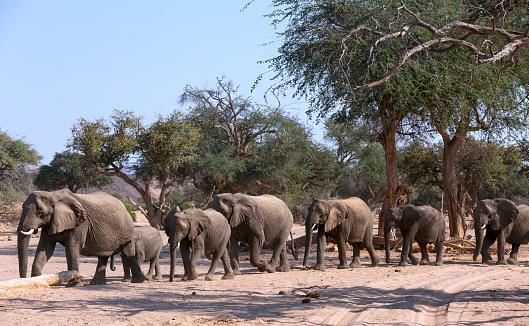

[2,216,529,326]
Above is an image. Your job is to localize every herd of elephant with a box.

[16,189,529,286]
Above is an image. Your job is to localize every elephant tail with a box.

[290,232,298,261]
[110,255,116,271]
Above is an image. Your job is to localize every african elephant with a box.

[164,208,234,281]
[210,193,295,274]
[110,226,163,281]
[303,197,380,270]
[384,205,445,266]
[17,189,145,286]
[473,198,529,265]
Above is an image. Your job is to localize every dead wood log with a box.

[0,271,86,296]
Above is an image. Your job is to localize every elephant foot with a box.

[496,259,508,265]
[121,278,132,283]
[65,278,83,287]
[419,260,430,265]
[186,272,199,281]
[349,261,361,269]
[385,259,391,264]
[371,255,380,267]
[233,269,242,276]
[131,274,146,283]
[507,257,519,265]
[154,275,163,281]
[410,256,419,265]
[338,264,349,269]
[205,274,214,281]
[222,273,235,280]
[434,261,443,266]
[313,264,326,271]
[276,265,290,272]
[398,261,409,267]
[257,260,273,273]
[90,275,107,285]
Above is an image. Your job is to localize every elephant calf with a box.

[384,205,445,266]
[164,208,234,281]
[111,226,163,281]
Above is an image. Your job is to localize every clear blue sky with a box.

[0,1,321,164]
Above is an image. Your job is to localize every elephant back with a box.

[509,204,529,244]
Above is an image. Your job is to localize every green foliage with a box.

[0,129,42,219]
[401,137,529,202]
[179,202,193,211]
[35,151,112,192]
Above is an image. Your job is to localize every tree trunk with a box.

[377,116,401,236]
[442,135,465,238]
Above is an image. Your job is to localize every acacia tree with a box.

[0,130,42,218]
[266,0,529,237]
[69,110,201,229]
[34,151,112,192]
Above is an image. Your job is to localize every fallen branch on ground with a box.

[0,271,86,296]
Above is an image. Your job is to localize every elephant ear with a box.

[491,199,519,230]
[230,196,257,228]
[400,205,421,232]
[188,210,211,240]
[325,201,348,232]
[49,195,86,235]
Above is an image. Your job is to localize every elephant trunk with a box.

[17,233,31,278]
[110,255,116,271]
[473,223,485,261]
[303,223,313,266]
[169,243,177,282]
[384,222,393,264]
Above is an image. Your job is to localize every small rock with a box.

[395,269,402,272]
[191,292,197,295]
[278,291,286,295]
[301,298,311,303]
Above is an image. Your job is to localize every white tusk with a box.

[20,229,35,236]
[311,224,317,230]
[481,224,487,229]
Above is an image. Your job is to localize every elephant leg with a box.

[153,260,163,280]
[205,249,223,281]
[481,232,496,263]
[220,248,235,280]
[419,243,430,265]
[365,238,380,267]
[314,226,326,271]
[407,246,419,265]
[90,256,109,285]
[229,235,241,275]
[496,231,508,265]
[268,242,284,272]
[248,236,271,273]
[434,238,444,266]
[64,235,84,287]
[336,236,349,269]
[188,243,204,281]
[31,236,56,277]
[121,254,132,282]
[349,243,362,268]
[508,243,520,265]
[276,245,290,272]
[400,234,414,266]
[180,244,193,281]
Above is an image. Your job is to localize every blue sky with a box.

[0,1,321,164]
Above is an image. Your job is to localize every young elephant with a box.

[303,197,380,270]
[384,205,445,266]
[111,226,163,281]
[164,208,234,281]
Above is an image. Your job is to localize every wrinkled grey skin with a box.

[111,226,163,281]
[17,189,145,286]
[473,198,529,265]
[164,208,234,281]
[384,205,445,266]
[303,197,380,270]
[210,193,293,274]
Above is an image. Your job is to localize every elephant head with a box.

[164,208,211,282]
[303,199,349,266]
[473,198,518,261]
[383,205,421,263]
[17,189,86,278]
[210,193,259,228]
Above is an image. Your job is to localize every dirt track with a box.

[2,219,529,325]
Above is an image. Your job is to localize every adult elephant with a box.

[17,189,145,286]
[384,205,445,266]
[303,197,380,270]
[473,198,529,265]
[210,193,295,274]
